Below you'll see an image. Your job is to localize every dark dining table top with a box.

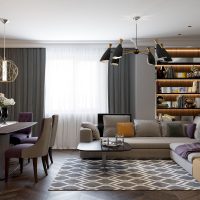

[0,122,37,135]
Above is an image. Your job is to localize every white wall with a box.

[135,51,155,119]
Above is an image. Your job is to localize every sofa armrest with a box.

[80,127,93,142]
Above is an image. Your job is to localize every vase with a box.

[1,107,8,124]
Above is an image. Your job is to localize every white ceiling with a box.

[0,0,200,42]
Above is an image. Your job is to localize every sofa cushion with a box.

[193,116,200,140]
[134,120,161,137]
[161,121,188,137]
[117,122,135,137]
[124,137,197,149]
[103,115,130,137]
[166,123,185,137]
[81,122,100,140]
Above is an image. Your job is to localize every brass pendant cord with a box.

[3,20,5,60]
[135,18,138,49]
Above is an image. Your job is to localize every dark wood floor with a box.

[0,150,200,200]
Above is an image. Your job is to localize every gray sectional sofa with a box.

[79,115,199,165]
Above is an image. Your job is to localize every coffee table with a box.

[77,140,132,170]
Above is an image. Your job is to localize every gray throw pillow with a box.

[103,115,131,137]
[161,121,188,137]
[81,122,100,140]
[134,120,161,137]
[166,123,185,137]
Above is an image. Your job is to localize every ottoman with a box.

[193,158,200,182]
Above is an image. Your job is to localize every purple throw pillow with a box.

[186,123,196,138]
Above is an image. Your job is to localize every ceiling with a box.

[0,0,200,42]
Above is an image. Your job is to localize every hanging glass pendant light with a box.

[0,18,18,82]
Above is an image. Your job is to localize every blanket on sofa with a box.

[175,143,200,159]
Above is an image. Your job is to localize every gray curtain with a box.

[108,49,135,117]
[0,48,46,136]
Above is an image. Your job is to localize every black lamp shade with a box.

[100,47,111,62]
[147,51,155,65]
[111,58,119,66]
[156,43,166,58]
[162,48,172,61]
[156,43,172,61]
[112,43,123,59]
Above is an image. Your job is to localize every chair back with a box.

[50,115,59,147]
[22,118,52,158]
[17,112,33,135]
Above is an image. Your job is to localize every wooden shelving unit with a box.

[155,63,200,117]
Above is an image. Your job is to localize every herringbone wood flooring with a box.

[0,150,200,200]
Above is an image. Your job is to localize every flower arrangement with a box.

[0,93,15,107]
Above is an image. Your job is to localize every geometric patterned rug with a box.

[49,158,200,191]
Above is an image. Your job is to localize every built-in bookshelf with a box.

[155,63,200,118]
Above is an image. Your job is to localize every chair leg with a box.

[32,158,38,183]
[49,147,53,164]
[19,158,23,173]
[5,157,9,182]
[45,155,49,169]
[41,156,48,176]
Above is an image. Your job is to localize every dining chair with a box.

[21,115,59,166]
[10,112,33,145]
[5,118,52,183]
[48,115,59,164]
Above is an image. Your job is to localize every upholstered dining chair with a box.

[10,112,33,145]
[21,115,59,167]
[48,115,59,164]
[5,118,52,183]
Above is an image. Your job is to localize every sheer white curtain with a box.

[45,45,108,149]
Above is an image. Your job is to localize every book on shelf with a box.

[157,104,169,108]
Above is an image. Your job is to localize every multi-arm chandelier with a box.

[0,18,18,82]
[100,16,172,66]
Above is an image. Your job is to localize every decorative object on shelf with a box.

[185,98,196,108]
[188,81,198,93]
[157,66,166,78]
[0,93,15,124]
[191,66,200,78]
[100,16,172,66]
[157,96,164,104]
[165,67,175,78]
[0,18,18,82]
[195,98,200,108]
[177,95,185,108]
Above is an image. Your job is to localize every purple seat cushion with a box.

[21,137,38,144]
[10,134,28,145]
[5,144,33,158]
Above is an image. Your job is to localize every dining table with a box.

[0,121,37,180]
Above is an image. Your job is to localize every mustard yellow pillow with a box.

[117,122,135,137]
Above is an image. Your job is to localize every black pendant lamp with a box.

[100,43,112,62]
[155,40,172,61]
[147,48,155,65]
[112,39,123,59]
